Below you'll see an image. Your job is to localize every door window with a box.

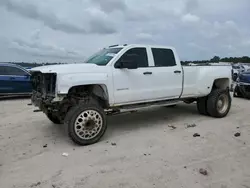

[4,66,27,76]
[151,48,176,67]
[116,47,149,68]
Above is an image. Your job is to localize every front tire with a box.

[207,89,231,118]
[64,101,107,146]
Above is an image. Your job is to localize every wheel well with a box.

[68,84,109,108]
[212,78,230,90]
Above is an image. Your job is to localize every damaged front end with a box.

[30,71,57,112]
[30,71,72,123]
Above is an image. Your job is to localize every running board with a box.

[120,99,182,110]
[106,99,182,116]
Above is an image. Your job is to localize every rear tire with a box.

[46,113,62,124]
[64,100,107,146]
[207,89,231,118]
[197,97,208,115]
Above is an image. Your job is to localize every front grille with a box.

[31,72,57,97]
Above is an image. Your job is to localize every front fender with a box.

[56,73,109,94]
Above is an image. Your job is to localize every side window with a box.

[116,47,148,68]
[4,66,27,76]
[152,48,176,67]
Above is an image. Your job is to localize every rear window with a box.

[151,48,176,67]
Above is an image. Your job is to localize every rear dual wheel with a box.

[197,89,231,118]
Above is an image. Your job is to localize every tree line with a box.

[181,56,250,65]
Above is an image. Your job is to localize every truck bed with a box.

[181,65,232,98]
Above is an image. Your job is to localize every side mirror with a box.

[119,60,138,69]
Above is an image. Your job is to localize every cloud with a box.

[8,30,84,60]
[0,0,250,62]
[92,0,127,13]
[185,0,199,12]
[10,39,83,59]
[0,0,117,35]
[181,13,200,23]
[136,33,153,40]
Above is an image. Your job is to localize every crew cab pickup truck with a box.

[30,44,232,145]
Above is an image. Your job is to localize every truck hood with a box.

[30,63,108,74]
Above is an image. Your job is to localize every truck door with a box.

[112,47,156,105]
[148,47,183,99]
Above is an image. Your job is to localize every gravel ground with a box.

[0,97,250,188]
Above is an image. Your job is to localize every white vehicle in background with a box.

[30,44,233,145]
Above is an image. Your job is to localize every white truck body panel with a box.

[182,66,232,98]
[30,44,232,107]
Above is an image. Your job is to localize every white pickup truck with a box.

[30,44,232,145]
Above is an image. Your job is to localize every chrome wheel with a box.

[217,94,229,114]
[74,110,103,140]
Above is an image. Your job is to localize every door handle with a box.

[174,70,181,74]
[143,72,152,75]
[10,77,15,80]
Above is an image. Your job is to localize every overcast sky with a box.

[0,0,249,62]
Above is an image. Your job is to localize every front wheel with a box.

[64,102,107,146]
[207,89,231,118]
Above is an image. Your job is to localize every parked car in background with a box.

[232,64,242,81]
[0,63,32,96]
[234,70,250,99]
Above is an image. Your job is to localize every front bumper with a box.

[31,91,56,113]
[30,71,58,110]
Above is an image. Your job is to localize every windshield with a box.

[85,48,123,66]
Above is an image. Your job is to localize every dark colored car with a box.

[0,63,32,96]
[233,71,250,99]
